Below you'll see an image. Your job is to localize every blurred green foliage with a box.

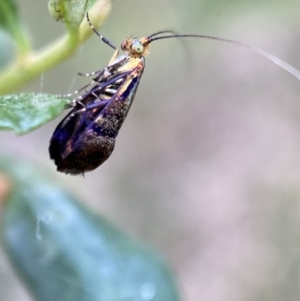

[0,156,180,301]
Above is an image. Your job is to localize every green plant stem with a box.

[0,0,111,95]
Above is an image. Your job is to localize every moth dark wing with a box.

[49,100,109,174]
[50,79,141,175]
[56,132,115,175]
[49,55,146,175]
[49,109,87,167]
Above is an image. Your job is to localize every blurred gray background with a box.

[1,0,300,300]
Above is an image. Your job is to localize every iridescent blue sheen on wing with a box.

[49,58,145,175]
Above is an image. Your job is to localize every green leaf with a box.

[48,0,66,22]
[48,0,88,26]
[0,0,30,54]
[0,157,181,301]
[87,0,100,8]
[0,93,69,135]
[0,0,19,35]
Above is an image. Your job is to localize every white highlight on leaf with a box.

[36,213,52,241]
[140,283,156,300]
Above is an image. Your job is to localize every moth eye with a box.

[121,41,127,51]
[132,41,144,54]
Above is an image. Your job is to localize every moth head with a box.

[121,37,150,57]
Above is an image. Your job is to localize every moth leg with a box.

[63,67,122,101]
[63,70,106,99]
[77,68,106,78]
[70,70,132,113]
[72,100,109,115]
[80,68,137,112]
[65,57,128,99]
[72,69,132,105]
[77,55,126,79]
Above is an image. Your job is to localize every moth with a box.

[49,13,300,175]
